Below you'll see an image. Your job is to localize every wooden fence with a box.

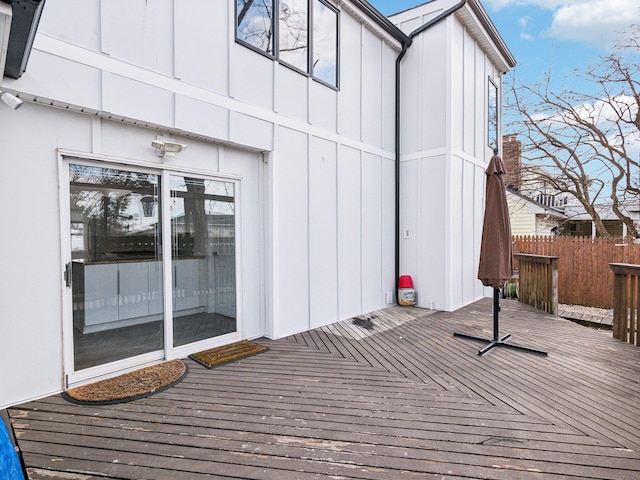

[513,236,640,309]
[610,263,640,346]
[514,254,558,315]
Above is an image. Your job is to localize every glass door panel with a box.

[69,164,164,371]
[170,176,236,347]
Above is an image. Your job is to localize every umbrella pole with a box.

[454,288,548,357]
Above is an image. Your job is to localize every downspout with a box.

[394,0,468,297]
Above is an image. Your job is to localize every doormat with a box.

[61,360,188,406]
[189,340,268,369]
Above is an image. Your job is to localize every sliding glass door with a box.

[69,164,164,371]
[66,162,238,377]
[170,175,237,347]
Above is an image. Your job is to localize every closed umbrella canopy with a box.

[478,154,513,288]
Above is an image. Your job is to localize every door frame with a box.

[58,149,244,387]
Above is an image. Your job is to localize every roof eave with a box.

[350,0,411,45]
[466,0,516,69]
[2,0,46,79]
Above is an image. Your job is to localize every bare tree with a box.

[505,24,640,237]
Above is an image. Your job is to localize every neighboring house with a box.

[507,187,567,236]
[501,135,640,237]
[503,135,569,236]
[0,0,515,408]
[562,202,640,238]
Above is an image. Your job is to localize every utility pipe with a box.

[394,0,468,297]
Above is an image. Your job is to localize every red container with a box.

[398,275,414,289]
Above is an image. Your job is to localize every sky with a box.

[368,0,640,169]
[368,0,640,93]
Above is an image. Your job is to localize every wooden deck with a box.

[8,298,640,479]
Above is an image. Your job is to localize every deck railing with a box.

[514,253,558,315]
[610,263,640,346]
[513,236,640,309]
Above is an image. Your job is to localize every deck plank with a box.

[8,298,640,479]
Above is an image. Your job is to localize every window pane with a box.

[237,0,274,54]
[312,0,337,86]
[69,164,163,371]
[171,176,236,347]
[279,0,308,71]
[488,77,498,150]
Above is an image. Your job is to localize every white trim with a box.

[58,148,243,182]
[161,169,174,357]
[57,151,74,386]
[258,152,269,337]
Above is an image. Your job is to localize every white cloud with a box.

[485,0,639,48]
[518,16,534,41]
[545,0,640,48]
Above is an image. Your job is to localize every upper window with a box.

[236,0,274,54]
[312,0,338,87]
[279,0,309,71]
[236,0,339,88]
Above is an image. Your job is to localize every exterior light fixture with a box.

[151,136,187,158]
[0,90,23,110]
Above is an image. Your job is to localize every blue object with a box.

[0,419,24,480]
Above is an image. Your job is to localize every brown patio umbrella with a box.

[477,154,513,288]
[454,152,547,356]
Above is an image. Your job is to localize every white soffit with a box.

[339,0,404,52]
[456,0,515,74]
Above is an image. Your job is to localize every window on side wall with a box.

[235,0,339,89]
[488,77,498,151]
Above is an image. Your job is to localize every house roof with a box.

[1,0,45,79]
[1,1,514,80]
[351,0,411,45]
[387,0,516,72]
[464,0,516,70]
[2,1,412,80]
[506,187,567,218]
[563,202,640,221]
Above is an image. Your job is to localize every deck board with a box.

[8,298,640,479]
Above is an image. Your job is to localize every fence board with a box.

[513,236,640,309]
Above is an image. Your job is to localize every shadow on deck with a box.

[8,298,640,479]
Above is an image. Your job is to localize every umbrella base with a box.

[453,332,548,357]
[453,288,547,357]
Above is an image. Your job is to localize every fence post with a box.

[550,256,558,315]
[610,263,640,346]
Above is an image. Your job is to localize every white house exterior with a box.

[392,0,515,311]
[0,0,514,409]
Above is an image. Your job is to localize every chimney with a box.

[502,135,522,191]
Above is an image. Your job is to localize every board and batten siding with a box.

[392,0,510,311]
[0,0,403,408]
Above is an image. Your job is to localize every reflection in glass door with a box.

[170,176,237,347]
[69,164,164,371]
